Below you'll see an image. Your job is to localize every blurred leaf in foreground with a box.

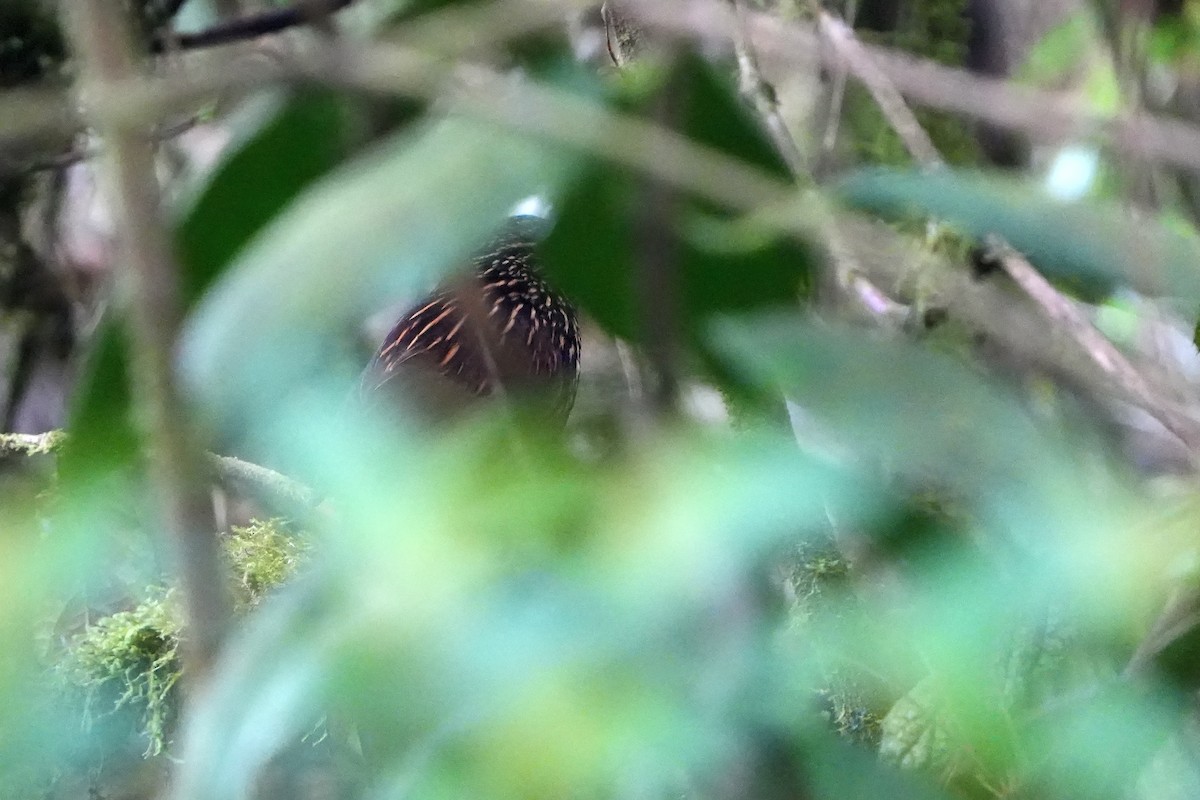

[174,89,358,306]
[171,417,869,800]
[837,168,1200,303]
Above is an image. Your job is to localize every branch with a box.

[150,0,357,53]
[636,61,685,417]
[795,7,1200,463]
[728,0,806,176]
[62,0,230,687]
[204,453,325,522]
[0,431,67,457]
[985,239,1200,458]
[813,8,942,170]
[0,431,323,520]
[628,0,1200,178]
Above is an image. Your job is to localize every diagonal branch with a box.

[728,0,806,176]
[812,8,942,170]
[985,240,1200,457]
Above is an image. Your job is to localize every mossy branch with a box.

[0,430,322,519]
[0,430,67,457]
[204,453,324,524]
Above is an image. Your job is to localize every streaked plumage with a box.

[361,216,580,425]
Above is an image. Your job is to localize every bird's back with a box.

[361,217,580,425]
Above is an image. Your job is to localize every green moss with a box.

[879,677,966,779]
[784,537,852,621]
[58,589,182,756]
[782,537,884,746]
[225,518,312,610]
[816,683,883,745]
[55,519,311,756]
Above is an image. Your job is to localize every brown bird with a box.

[361,216,580,426]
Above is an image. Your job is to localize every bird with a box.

[360,216,580,427]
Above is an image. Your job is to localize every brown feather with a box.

[362,217,580,425]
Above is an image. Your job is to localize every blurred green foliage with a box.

[5,5,1200,800]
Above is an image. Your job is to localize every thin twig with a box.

[819,54,850,167]
[728,1,888,318]
[600,17,683,419]
[150,0,357,52]
[62,0,231,687]
[817,0,855,166]
[728,0,806,176]
[635,61,683,417]
[812,7,942,170]
[627,0,1200,178]
[1125,585,1200,677]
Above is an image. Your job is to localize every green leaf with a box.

[836,168,1200,302]
[540,50,812,344]
[172,580,344,800]
[58,322,136,485]
[879,678,965,777]
[1024,683,1179,800]
[807,732,957,800]
[709,314,1058,494]
[174,90,357,306]
[704,312,1139,558]
[675,48,792,181]
[540,165,637,337]
[173,423,862,800]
